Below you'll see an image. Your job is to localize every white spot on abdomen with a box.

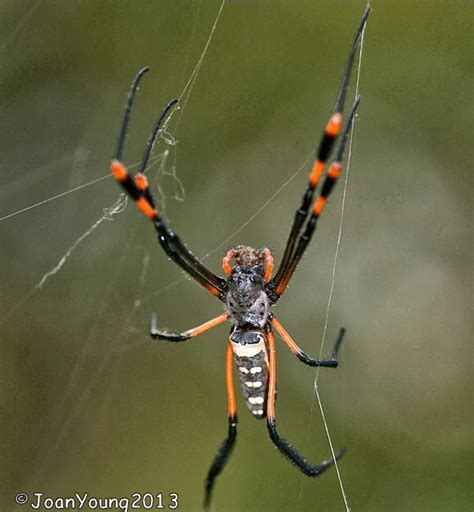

[231,338,266,358]
[245,381,263,388]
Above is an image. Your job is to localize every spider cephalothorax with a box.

[223,245,272,328]
[110,6,370,509]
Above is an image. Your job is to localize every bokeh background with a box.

[1,2,472,511]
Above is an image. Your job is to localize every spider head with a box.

[233,246,262,270]
[222,246,272,282]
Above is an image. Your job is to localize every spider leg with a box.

[265,326,345,476]
[111,70,227,298]
[204,341,238,509]
[112,159,225,297]
[114,66,150,163]
[150,312,228,342]
[271,316,345,368]
[268,6,370,302]
[268,95,360,301]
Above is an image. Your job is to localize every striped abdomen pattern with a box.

[230,328,269,419]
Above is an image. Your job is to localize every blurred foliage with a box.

[1,1,472,511]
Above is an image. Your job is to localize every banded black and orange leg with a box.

[265,325,345,476]
[204,342,238,509]
[150,312,228,342]
[271,316,345,368]
[268,94,361,301]
[268,6,370,303]
[110,68,227,299]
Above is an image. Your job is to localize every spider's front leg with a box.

[267,95,360,303]
[271,316,345,368]
[267,6,370,303]
[110,67,228,301]
[265,326,345,476]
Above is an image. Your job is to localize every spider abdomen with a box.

[230,328,269,419]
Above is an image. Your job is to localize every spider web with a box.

[0,0,227,503]
[0,0,224,324]
[0,3,370,510]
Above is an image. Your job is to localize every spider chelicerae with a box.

[110,6,370,508]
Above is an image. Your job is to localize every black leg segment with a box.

[204,416,238,509]
[297,327,346,368]
[267,419,346,477]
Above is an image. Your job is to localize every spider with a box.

[110,7,370,508]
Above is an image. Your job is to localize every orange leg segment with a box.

[111,159,158,220]
[151,313,228,342]
[271,316,345,368]
[266,329,277,420]
[225,341,237,418]
[271,316,300,357]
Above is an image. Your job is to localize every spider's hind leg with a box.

[204,417,237,509]
[266,327,346,476]
[204,342,238,509]
[267,421,346,477]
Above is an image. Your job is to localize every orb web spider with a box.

[110,6,370,508]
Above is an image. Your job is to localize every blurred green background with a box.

[1,2,472,511]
